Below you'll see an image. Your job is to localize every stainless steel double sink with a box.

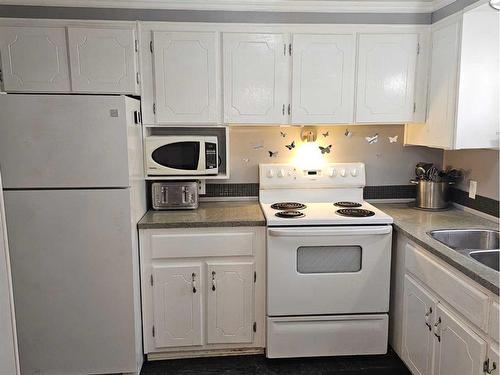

[429,229,500,272]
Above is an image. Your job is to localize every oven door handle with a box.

[268,226,392,237]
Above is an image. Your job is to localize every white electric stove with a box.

[260,163,394,359]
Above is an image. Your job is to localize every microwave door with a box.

[149,141,203,175]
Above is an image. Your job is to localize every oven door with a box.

[267,225,392,316]
[146,136,206,175]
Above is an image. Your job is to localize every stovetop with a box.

[259,163,393,227]
[261,201,393,226]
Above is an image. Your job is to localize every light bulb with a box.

[292,141,325,171]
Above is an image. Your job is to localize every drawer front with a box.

[489,299,500,343]
[150,231,254,259]
[405,242,489,330]
[267,314,388,358]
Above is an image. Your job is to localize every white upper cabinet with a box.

[356,33,418,123]
[405,20,459,149]
[455,3,499,149]
[207,262,254,344]
[67,27,139,94]
[291,33,355,124]
[405,3,499,150]
[0,26,70,92]
[152,264,203,348]
[152,31,220,124]
[223,33,290,124]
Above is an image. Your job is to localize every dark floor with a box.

[140,348,410,375]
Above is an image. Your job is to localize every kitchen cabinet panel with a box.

[0,26,70,92]
[68,27,138,94]
[153,31,220,124]
[433,304,487,375]
[223,32,289,124]
[152,264,203,348]
[291,33,355,124]
[402,275,437,375]
[356,33,418,123]
[207,262,254,344]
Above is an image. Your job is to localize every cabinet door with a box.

[0,26,70,92]
[153,31,220,124]
[207,262,254,344]
[356,34,418,123]
[152,264,202,348]
[426,21,460,149]
[433,304,487,375]
[402,275,437,375]
[223,33,289,124]
[68,27,138,94]
[291,33,355,124]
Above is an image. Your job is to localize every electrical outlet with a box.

[469,180,477,199]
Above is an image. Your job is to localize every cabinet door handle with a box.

[484,358,497,374]
[282,104,285,115]
[191,272,197,294]
[211,271,216,291]
[433,317,441,342]
[425,307,433,331]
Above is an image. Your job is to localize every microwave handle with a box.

[268,226,392,237]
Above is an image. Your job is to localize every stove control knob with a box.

[328,168,337,177]
[277,169,285,177]
[340,168,347,177]
[350,168,358,177]
[266,169,274,178]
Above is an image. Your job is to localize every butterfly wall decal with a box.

[280,131,287,138]
[344,129,353,138]
[319,145,332,154]
[322,131,329,138]
[285,141,295,150]
[252,142,263,150]
[268,151,278,158]
[388,135,398,143]
[365,134,378,144]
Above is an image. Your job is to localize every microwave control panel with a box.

[206,142,217,169]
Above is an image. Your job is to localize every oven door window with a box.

[152,142,200,170]
[297,246,362,273]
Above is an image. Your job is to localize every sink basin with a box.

[469,250,500,272]
[429,229,499,250]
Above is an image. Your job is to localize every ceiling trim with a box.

[0,0,451,13]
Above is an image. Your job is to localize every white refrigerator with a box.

[0,95,146,374]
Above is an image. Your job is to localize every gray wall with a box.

[0,0,480,24]
[225,125,443,185]
[444,149,500,200]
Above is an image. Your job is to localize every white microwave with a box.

[145,136,218,175]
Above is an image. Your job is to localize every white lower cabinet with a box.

[393,234,498,375]
[140,227,265,359]
[402,275,436,375]
[433,304,487,375]
[152,264,203,348]
[207,262,254,344]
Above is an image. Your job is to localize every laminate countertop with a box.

[138,201,266,229]
[375,203,499,295]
